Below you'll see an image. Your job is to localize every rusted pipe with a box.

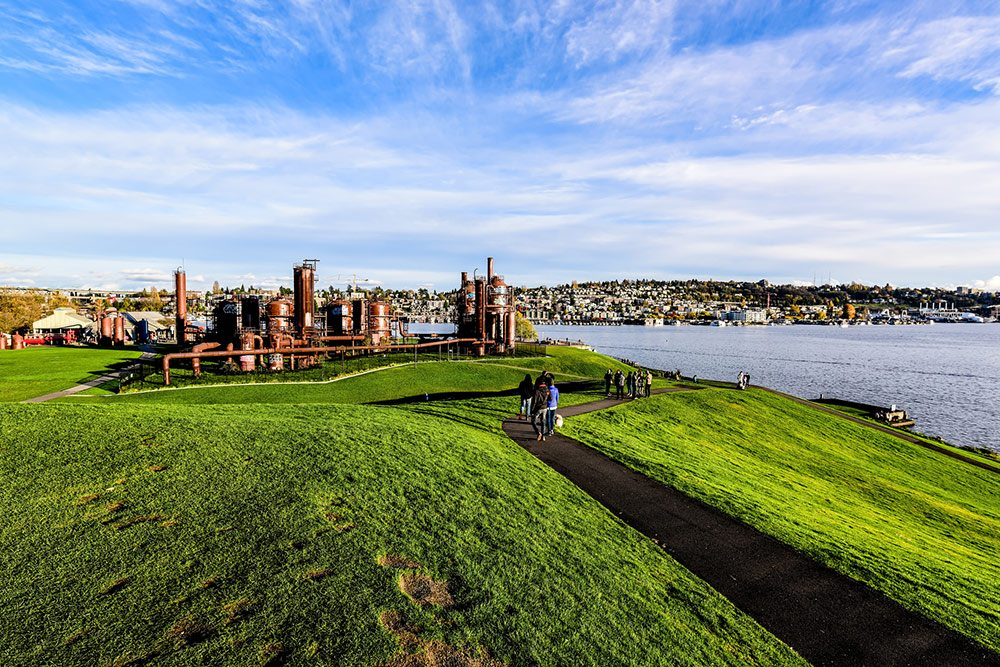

[161,338,480,385]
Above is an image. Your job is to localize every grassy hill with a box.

[0,346,800,666]
[562,387,1000,653]
[0,346,140,401]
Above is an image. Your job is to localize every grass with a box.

[562,386,1000,653]
[0,400,801,666]
[65,346,634,407]
[0,346,142,402]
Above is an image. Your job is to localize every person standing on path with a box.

[614,369,625,399]
[545,378,560,436]
[517,373,533,419]
[645,370,653,397]
[604,369,613,397]
[530,379,550,441]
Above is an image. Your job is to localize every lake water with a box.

[536,323,1000,452]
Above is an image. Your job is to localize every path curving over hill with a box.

[502,393,1000,667]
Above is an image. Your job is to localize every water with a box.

[536,323,1000,452]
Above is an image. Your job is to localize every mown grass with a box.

[0,346,142,402]
[0,401,802,667]
[68,347,625,407]
[562,387,1000,653]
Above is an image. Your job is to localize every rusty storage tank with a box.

[266,298,293,335]
[12,333,25,350]
[326,300,352,336]
[239,331,256,372]
[488,275,509,306]
[113,316,126,346]
[268,353,283,371]
[241,296,261,330]
[100,316,114,342]
[214,300,240,344]
[293,261,316,334]
[175,269,187,344]
[0,333,7,350]
[351,298,368,335]
[369,301,391,345]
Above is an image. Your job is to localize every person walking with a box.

[614,369,625,399]
[545,378,560,436]
[645,370,653,397]
[517,373,533,419]
[530,379,550,441]
[604,369,613,397]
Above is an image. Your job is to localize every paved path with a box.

[503,394,999,666]
[23,353,157,403]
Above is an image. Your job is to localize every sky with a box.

[2,0,1000,292]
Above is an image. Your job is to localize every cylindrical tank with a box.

[239,331,256,372]
[488,276,509,306]
[241,296,261,330]
[101,317,113,340]
[507,309,517,348]
[12,333,25,350]
[369,301,391,344]
[113,317,126,345]
[326,300,352,336]
[214,300,240,344]
[175,270,187,344]
[352,298,367,335]
[293,264,315,334]
[0,333,7,350]
[266,299,293,318]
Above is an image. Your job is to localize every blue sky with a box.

[2,0,1000,291]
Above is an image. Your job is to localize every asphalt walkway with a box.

[503,393,999,666]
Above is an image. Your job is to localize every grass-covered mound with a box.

[67,347,634,407]
[0,401,802,667]
[0,346,141,401]
[562,387,1000,653]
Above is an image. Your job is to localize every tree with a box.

[515,312,537,341]
[842,303,856,320]
[0,292,44,333]
[211,280,221,294]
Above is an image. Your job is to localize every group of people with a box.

[737,371,751,390]
[604,368,653,400]
[517,371,560,442]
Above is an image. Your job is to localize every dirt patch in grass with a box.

[110,650,159,667]
[398,573,453,608]
[77,493,100,505]
[379,610,422,649]
[383,640,505,667]
[115,514,165,530]
[334,522,354,533]
[199,577,219,589]
[100,577,131,596]
[304,568,331,581]
[147,465,167,473]
[105,500,126,513]
[259,641,286,666]
[378,554,422,569]
[64,627,89,645]
[161,518,179,528]
[223,597,257,625]
[166,615,212,647]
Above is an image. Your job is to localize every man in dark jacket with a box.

[517,373,534,419]
[614,370,625,399]
[530,380,550,441]
[604,369,613,397]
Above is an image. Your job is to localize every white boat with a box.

[711,320,727,327]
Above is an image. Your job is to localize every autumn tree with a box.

[842,303,856,320]
[0,292,44,333]
[515,311,538,341]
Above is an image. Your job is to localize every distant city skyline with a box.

[2,1,999,292]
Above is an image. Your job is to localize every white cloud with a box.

[885,16,1000,93]
[973,276,1000,291]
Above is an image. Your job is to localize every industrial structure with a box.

[456,256,517,356]
[3,256,518,383]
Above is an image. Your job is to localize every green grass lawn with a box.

[0,346,142,402]
[0,401,802,667]
[67,347,627,407]
[562,387,1000,653]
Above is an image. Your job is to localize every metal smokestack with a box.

[487,257,494,282]
[174,269,187,345]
